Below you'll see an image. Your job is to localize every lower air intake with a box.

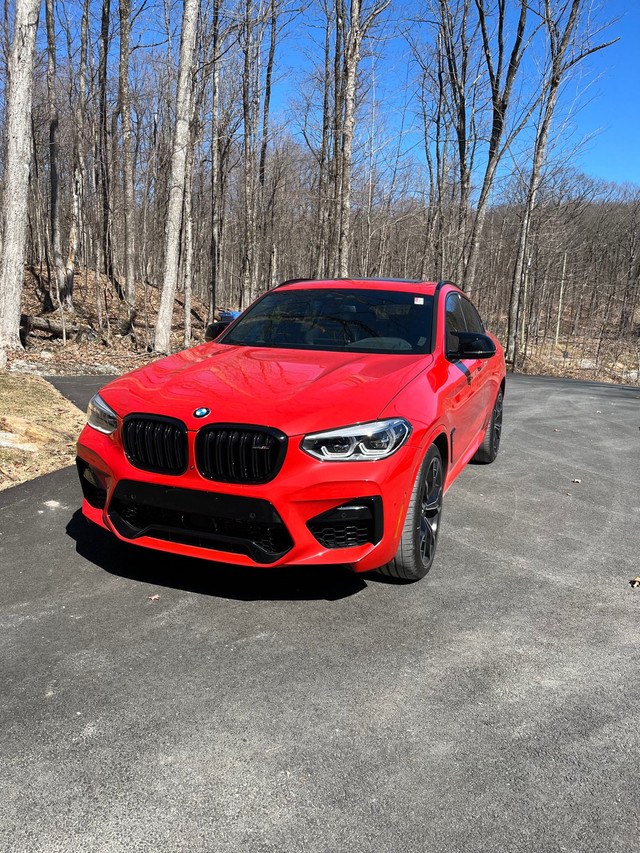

[107,480,293,564]
[307,497,383,549]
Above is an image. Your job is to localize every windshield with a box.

[221,288,434,354]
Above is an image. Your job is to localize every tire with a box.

[377,443,444,582]
[472,387,503,464]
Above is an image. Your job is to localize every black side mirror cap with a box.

[447,331,496,360]
[205,320,231,341]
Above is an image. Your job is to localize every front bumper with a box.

[76,423,420,573]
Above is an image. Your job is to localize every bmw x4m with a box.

[76,278,505,581]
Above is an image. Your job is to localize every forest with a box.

[0,0,638,382]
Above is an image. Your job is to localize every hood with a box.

[100,343,431,436]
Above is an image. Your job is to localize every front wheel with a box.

[377,443,444,582]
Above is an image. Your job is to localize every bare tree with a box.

[5,0,633,382]
[208,0,223,322]
[337,0,390,277]
[45,0,68,309]
[60,0,90,306]
[119,0,136,321]
[154,0,199,353]
[463,0,533,297]
[506,0,616,367]
[0,0,40,353]
[97,0,114,298]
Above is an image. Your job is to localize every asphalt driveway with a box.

[1,374,639,853]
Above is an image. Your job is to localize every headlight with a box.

[87,393,118,435]
[301,418,411,461]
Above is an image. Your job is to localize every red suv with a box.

[76,279,505,581]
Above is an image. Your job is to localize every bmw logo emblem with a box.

[193,407,210,419]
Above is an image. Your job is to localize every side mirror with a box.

[447,331,496,360]
[205,320,231,342]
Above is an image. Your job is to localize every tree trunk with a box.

[337,0,389,278]
[182,137,196,347]
[98,0,112,291]
[314,2,334,279]
[45,0,68,310]
[463,0,529,297]
[337,0,361,278]
[506,0,608,366]
[119,0,136,314]
[154,0,199,353]
[208,0,222,323]
[241,0,259,305]
[0,0,41,352]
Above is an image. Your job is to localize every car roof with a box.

[274,278,441,295]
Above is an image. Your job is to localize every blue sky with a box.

[48,0,638,190]
[569,0,640,185]
[278,0,640,191]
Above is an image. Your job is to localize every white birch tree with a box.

[0,0,41,353]
[154,0,200,354]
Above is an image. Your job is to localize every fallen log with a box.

[20,313,92,341]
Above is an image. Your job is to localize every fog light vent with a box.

[307,497,383,549]
[76,458,108,510]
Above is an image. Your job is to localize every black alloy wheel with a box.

[472,387,503,464]
[419,449,444,567]
[377,443,444,582]
[492,389,503,453]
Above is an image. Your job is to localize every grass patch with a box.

[0,373,86,491]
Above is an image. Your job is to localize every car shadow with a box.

[65,510,368,602]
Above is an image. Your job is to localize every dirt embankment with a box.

[0,373,87,491]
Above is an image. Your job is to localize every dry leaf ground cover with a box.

[0,373,87,491]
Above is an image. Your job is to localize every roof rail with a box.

[274,278,312,288]
[275,277,456,289]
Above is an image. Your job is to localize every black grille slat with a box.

[240,430,251,480]
[195,424,287,484]
[123,415,188,475]
[251,435,262,480]
[229,430,240,479]
[215,429,227,479]
[145,421,156,466]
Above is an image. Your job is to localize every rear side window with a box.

[460,297,485,334]
[445,293,467,352]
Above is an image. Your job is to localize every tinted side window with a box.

[445,293,467,353]
[460,297,485,334]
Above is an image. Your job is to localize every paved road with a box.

[46,373,113,412]
[1,374,639,853]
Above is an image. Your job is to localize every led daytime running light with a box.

[302,419,411,462]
